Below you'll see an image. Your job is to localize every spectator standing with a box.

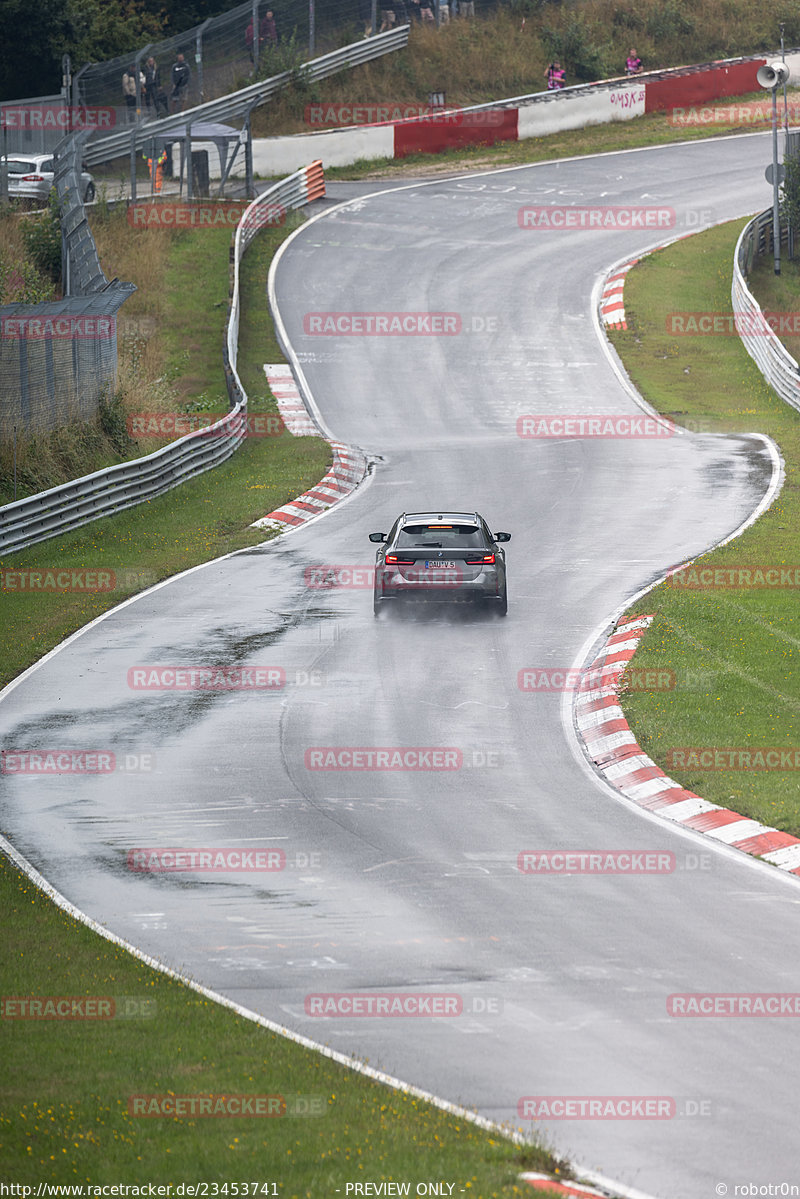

[143,57,161,110]
[625,48,643,75]
[545,60,566,89]
[171,53,191,112]
[379,0,396,32]
[122,67,142,123]
[260,10,278,46]
[419,0,434,21]
[459,0,474,15]
[360,0,374,36]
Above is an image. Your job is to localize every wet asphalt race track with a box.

[3,132,800,1197]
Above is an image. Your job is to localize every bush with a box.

[542,15,612,81]
[20,190,62,285]
[99,389,135,455]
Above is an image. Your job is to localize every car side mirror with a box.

[369,532,387,543]
[494,531,511,542]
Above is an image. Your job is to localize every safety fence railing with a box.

[732,210,800,414]
[0,161,325,555]
[80,26,409,169]
[0,133,135,441]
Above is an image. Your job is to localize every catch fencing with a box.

[0,161,325,554]
[732,210,800,414]
[0,133,135,442]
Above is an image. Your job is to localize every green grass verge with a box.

[609,221,800,837]
[0,216,330,690]
[0,855,561,1189]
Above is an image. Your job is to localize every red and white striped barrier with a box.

[251,364,368,533]
[599,259,638,330]
[576,616,800,875]
[245,53,781,176]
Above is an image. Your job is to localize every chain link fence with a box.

[0,133,135,441]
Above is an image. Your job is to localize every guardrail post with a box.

[135,45,152,124]
[130,126,137,202]
[186,122,193,199]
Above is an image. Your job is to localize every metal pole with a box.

[371,0,377,35]
[197,19,212,103]
[244,113,253,199]
[252,0,260,73]
[62,55,72,131]
[781,23,788,135]
[0,123,7,205]
[434,0,440,29]
[186,124,193,199]
[135,46,151,123]
[13,425,17,502]
[130,126,137,202]
[772,86,781,275]
[309,0,315,56]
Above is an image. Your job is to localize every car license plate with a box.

[425,560,456,569]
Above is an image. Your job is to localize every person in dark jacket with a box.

[260,10,278,45]
[171,53,191,112]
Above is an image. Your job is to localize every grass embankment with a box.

[609,222,800,837]
[0,212,330,689]
[252,0,800,140]
[0,855,561,1189]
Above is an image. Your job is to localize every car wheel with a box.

[84,183,96,203]
[497,588,508,616]
[373,594,383,617]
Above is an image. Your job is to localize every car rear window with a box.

[8,161,37,175]
[396,523,489,549]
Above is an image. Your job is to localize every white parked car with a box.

[4,155,95,204]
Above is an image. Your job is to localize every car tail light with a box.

[385,554,414,564]
[21,174,45,182]
[466,553,495,564]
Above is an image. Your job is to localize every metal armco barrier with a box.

[732,210,800,413]
[0,162,326,555]
[82,27,409,169]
